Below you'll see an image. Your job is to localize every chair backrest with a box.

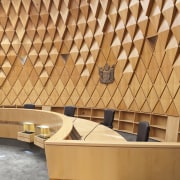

[102,109,115,128]
[136,121,150,141]
[24,104,35,109]
[64,106,76,117]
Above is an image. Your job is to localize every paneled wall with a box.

[0,0,180,116]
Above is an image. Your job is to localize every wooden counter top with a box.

[85,124,127,142]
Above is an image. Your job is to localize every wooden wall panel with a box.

[0,0,179,117]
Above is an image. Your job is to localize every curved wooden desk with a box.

[0,108,180,180]
[0,108,73,140]
[72,118,126,142]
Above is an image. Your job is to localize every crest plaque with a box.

[99,63,115,84]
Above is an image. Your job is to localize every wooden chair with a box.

[136,121,150,141]
[64,106,76,117]
[100,109,115,129]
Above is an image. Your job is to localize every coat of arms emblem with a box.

[99,63,115,84]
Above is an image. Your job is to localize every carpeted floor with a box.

[118,131,159,142]
[0,138,48,180]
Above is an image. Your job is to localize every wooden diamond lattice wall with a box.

[0,0,180,117]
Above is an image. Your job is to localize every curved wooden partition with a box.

[0,108,180,180]
[0,108,73,140]
[45,141,180,180]
[45,116,180,180]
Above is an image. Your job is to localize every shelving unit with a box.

[149,114,167,141]
[48,106,173,141]
[3,105,176,142]
[134,112,151,123]
[51,106,64,114]
[118,111,134,133]
[150,115,167,129]
[77,108,92,120]
[113,111,120,130]
[149,127,166,142]
[119,121,134,133]
[91,108,104,123]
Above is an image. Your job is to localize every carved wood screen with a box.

[0,0,180,116]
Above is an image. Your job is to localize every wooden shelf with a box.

[133,123,138,134]
[118,129,133,134]
[149,136,164,142]
[150,127,166,141]
[77,107,92,120]
[113,120,119,129]
[91,116,104,119]
[77,115,91,120]
[114,111,120,120]
[91,108,104,117]
[120,111,135,121]
[134,112,151,123]
[150,115,167,129]
[91,116,103,123]
[51,106,64,113]
[89,109,104,123]
[177,134,180,142]
[150,125,166,130]
[119,119,133,123]
[13,106,172,142]
[119,121,133,132]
